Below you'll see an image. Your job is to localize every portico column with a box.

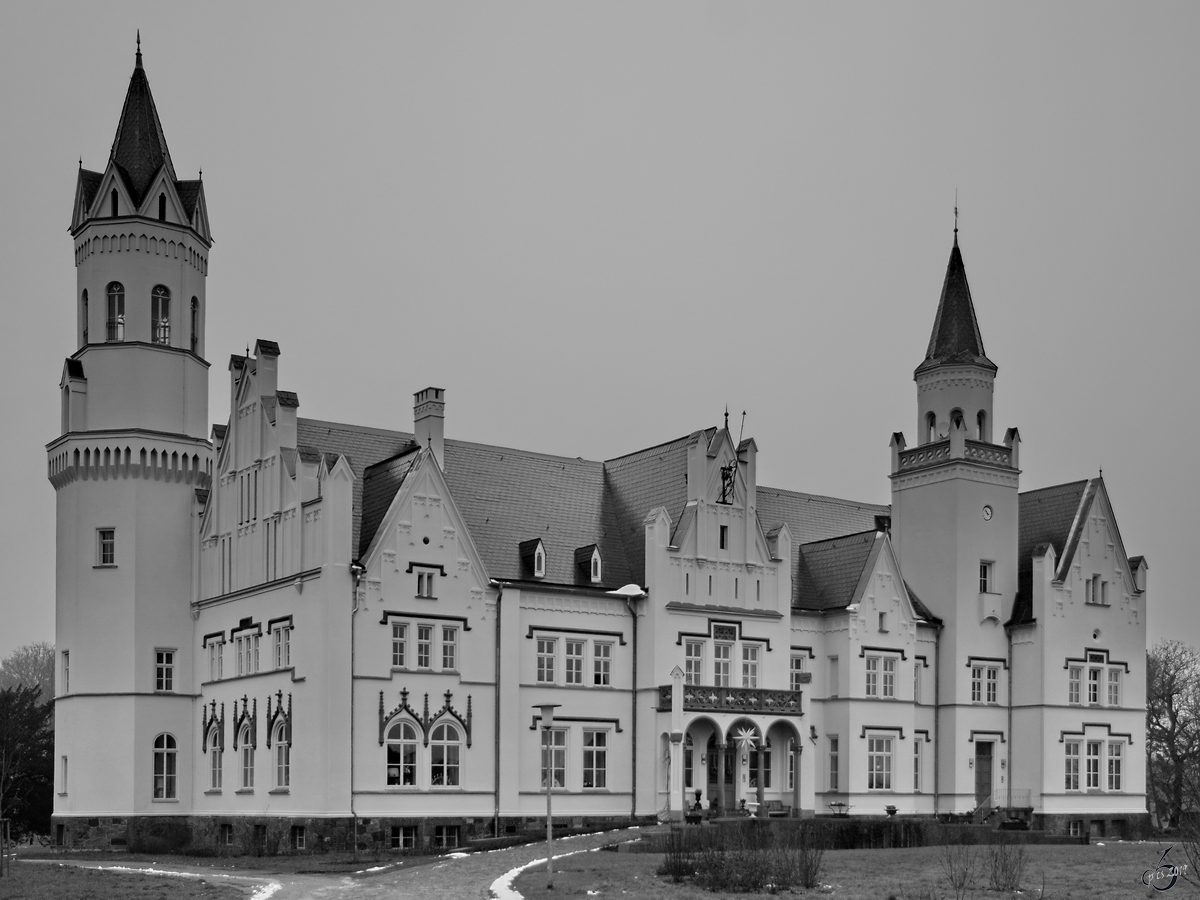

[755,740,765,810]
[715,742,726,814]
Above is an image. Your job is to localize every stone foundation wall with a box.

[1037,812,1153,841]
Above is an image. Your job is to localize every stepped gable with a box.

[604,429,712,586]
[1009,478,1093,626]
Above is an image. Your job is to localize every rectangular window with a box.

[211,748,223,790]
[98,528,116,565]
[971,666,983,703]
[685,641,704,686]
[742,644,760,688]
[61,756,68,794]
[210,641,223,681]
[986,667,998,704]
[1108,742,1123,791]
[788,740,795,791]
[913,663,921,704]
[1069,820,1082,838]
[235,634,260,676]
[417,571,436,598]
[290,826,305,850]
[1108,669,1121,707]
[882,657,896,698]
[1068,666,1081,704]
[829,656,838,698]
[1065,741,1080,790]
[583,730,607,788]
[790,655,806,692]
[980,561,993,593]
[914,741,922,792]
[542,728,566,788]
[417,625,432,668]
[274,626,291,669]
[434,825,460,849]
[62,651,69,694]
[865,656,879,697]
[537,638,556,683]
[565,640,584,685]
[391,825,417,850]
[1088,668,1100,704]
[878,611,888,632]
[220,824,234,846]
[713,643,731,687]
[155,650,175,692]
[242,745,254,789]
[1086,741,1101,789]
[829,736,839,792]
[392,624,407,667]
[867,736,892,790]
[719,525,728,550]
[594,642,612,686]
[442,626,458,670]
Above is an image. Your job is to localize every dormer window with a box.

[111,189,118,218]
[520,538,547,580]
[158,193,166,221]
[535,545,546,578]
[575,545,602,585]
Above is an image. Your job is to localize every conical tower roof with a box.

[108,38,176,207]
[915,236,996,375]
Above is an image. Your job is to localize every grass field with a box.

[514,841,1190,899]
[0,861,244,900]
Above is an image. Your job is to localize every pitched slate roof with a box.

[359,451,420,557]
[915,239,996,375]
[109,51,176,207]
[794,531,879,610]
[175,180,202,220]
[1008,478,1092,626]
[79,169,104,212]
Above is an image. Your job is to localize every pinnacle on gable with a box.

[108,40,176,208]
[915,239,996,376]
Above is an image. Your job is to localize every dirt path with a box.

[31,827,645,900]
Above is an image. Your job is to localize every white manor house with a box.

[49,50,1149,851]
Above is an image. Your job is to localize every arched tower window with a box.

[151,286,170,345]
[81,290,89,345]
[158,193,166,221]
[110,189,118,218]
[386,720,418,786]
[153,733,177,799]
[925,412,936,444]
[950,408,964,432]
[273,722,290,789]
[106,282,125,342]
[430,723,461,786]
[190,297,199,353]
[977,410,988,442]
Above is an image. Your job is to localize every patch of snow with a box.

[488,846,600,899]
[446,851,471,859]
[250,884,282,900]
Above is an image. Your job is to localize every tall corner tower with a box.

[48,41,212,824]
[888,232,1020,813]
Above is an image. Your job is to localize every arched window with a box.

[430,723,460,787]
[925,412,936,444]
[158,193,166,221]
[386,720,418,786]
[106,282,125,342]
[950,408,964,432]
[81,290,89,345]
[209,727,223,791]
[240,724,254,789]
[273,723,290,789]
[977,410,988,442]
[153,733,177,799]
[190,297,199,353]
[151,286,170,345]
[111,189,118,218]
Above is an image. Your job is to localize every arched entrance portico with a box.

[677,715,805,816]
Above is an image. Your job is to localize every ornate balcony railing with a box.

[897,438,1011,472]
[658,681,807,716]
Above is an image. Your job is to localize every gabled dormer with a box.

[575,544,602,584]
[520,538,547,579]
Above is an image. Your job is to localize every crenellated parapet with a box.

[47,435,212,491]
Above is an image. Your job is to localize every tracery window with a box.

[151,285,170,344]
[386,720,418,786]
[106,282,125,341]
[430,723,461,787]
[153,733,177,799]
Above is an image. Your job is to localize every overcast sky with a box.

[1,2,1197,661]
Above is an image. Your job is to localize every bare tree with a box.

[1147,640,1200,829]
[0,685,54,838]
[0,642,55,701]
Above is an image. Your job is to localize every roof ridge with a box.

[603,428,716,464]
[757,485,888,509]
[1018,478,1091,498]
[800,529,879,550]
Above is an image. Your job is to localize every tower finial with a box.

[953,189,958,247]
[136,30,143,68]
[724,405,729,431]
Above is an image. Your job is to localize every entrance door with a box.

[974,742,993,807]
[706,737,737,811]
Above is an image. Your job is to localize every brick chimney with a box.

[413,387,445,469]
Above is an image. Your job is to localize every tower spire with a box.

[915,235,995,376]
[953,190,958,247]
[136,30,142,69]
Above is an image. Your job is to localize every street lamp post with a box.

[535,702,562,889]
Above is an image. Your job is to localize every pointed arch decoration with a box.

[201,700,224,754]
[265,690,292,747]
[378,687,472,748]
[232,695,257,751]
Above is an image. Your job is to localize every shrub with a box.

[939,842,978,900]
[656,828,696,883]
[986,841,1026,892]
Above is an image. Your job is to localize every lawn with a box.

[514,841,1189,899]
[0,861,244,900]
